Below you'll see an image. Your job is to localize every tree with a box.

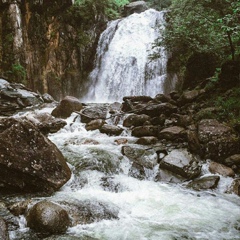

[154,0,240,73]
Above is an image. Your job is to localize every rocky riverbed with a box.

[0,78,240,239]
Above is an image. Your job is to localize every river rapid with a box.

[7,106,240,240]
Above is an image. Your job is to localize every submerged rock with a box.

[26,201,70,234]
[0,118,71,193]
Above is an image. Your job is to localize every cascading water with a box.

[83,9,174,102]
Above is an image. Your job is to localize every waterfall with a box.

[83,9,174,103]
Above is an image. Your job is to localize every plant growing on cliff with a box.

[10,63,27,84]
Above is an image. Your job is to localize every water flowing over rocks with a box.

[0,117,71,193]
[0,217,9,240]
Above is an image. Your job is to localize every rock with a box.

[198,119,239,161]
[26,201,70,234]
[0,79,43,116]
[154,93,172,103]
[122,96,152,103]
[160,149,201,179]
[132,125,159,137]
[228,178,240,196]
[42,93,55,103]
[155,169,187,184]
[51,96,83,118]
[100,124,123,136]
[80,105,108,123]
[150,114,166,126]
[136,136,158,145]
[159,126,186,141]
[178,89,205,105]
[123,114,150,127]
[186,175,220,190]
[122,145,158,169]
[25,112,67,134]
[186,126,203,156]
[62,199,119,226]
[139,102,177,117]
[114,138,128,145]
[0,217,9,240]
[85,119,105,131]
[123,1,148,16]
[174,114,193,127]
[8,199,32,216]
[209,161,235,177]
[0,118,71,193]
[223,154,240,169]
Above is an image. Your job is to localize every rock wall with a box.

[0,0,107,100]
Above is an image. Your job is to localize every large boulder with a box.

[160,149,201,179]
[223,154,240,173]
[178,89,205,105]
[198,119,240,161]
[0,118,71,193]
[51,96,82,118]
[100,124,124,136]
[132,125,159,137]
[26,201,70,234]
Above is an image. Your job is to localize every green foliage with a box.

[10,63,27,84]
[146,0,172,10]
[154,0,240,73]
[215,87,240,125]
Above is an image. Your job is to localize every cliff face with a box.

[0,0,106,99]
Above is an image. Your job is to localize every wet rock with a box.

[160,149,201,179]
[26,201,70,234]
[159,126,186,141]
[42,93,55,103]
[85,119,105,131]
[150,114,166,126]
[209,161,235,177]
[186,175,220,190]
[178,89,205,105]
[100,124,123,136]
[80,105,108,123]
[155,169,187,184]
[51,96,83,118]
[198,119,239,161]
[62,199,119,226]
[8,199,32,216]
[154,93,172,103]
[136,136,158,145]
[123,114,150,127]
[25,112,67,134]
[228,178,240,196]
[0,217,9,240]
[122,145,158,169]
[186,126,202,156]
[0,117,71,193]
[123,1,148,16]
[132,125,159,137]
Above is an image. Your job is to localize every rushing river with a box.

[7,107,239,240]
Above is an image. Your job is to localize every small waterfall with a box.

[84,9,174,103]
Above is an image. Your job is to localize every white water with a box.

[83,9,173,103]
[43,111,239,240]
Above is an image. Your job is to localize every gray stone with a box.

[186,175,220,190]
[123,114,150,127]
[100,124,123,136]
[159,126,186,141]
[160,149,201,179]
